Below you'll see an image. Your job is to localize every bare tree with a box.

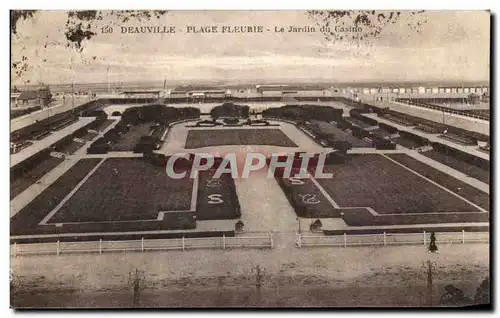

[252,265,266,305]
[128,269,146,307]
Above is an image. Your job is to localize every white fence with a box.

[296,231,489,248]
[11,233,274,257]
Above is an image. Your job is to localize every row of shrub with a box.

[262,105,351,152]
[432,142,489,170]
[133,124,168,153]
[11,99,110,145]
[87,104,201,154]
[11,105,42,119]
[210,103,250,119]
[11,119,99,180]
[262,104,344,122]
[299,121,353,152]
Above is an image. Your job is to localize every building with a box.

[10,93,21,106]
[187,90,226,99]
[18,91,39,105]
[481,92,490,103]
[467,93,481,105]
[16,87,52,106]
[122,90,161,99]
[256,84,289,93]
[256,84,328,96]
[169,91,188,98]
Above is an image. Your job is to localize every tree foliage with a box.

[474,277,490,305]
[10,10,36,36]
[11,10,426,83]
[11,10,169,81]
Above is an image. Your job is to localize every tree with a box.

[11,10,169,83]
[310,219,323,232]
[235,220,244,232]
[439,284,472,306]
[38,86,53,107]
[128,269,146,307]
[474,277,490,305]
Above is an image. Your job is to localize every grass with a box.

[196,170,241,220]
[309,120,371,148]
[314,154,480,215]
[110,123,152,151]
[275,170,343,218]
[421,150,489,184]
[10,156,64,200]
[184,128,298,149]
[386,153,489,210]
[50,158,193,223]
[273,162,488,228]
[10,158,102,235]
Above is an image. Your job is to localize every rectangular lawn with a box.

[11,158,102,235]
[313,154,481,214]
[49,157,194,223]
[185,128,298,148]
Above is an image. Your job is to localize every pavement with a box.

[11,97,94,132]
[362,112,490,161]
[368,99,489,136]
[10,117,96,168]
[10,118,119,217]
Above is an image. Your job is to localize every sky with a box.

[11,10,490,85]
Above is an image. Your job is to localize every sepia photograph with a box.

[9,8,491,308]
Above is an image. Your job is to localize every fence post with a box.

[344,233,347,248]
[297,232,302,248]
[13,242,17,258]
[462,230,465,244]
[141,237,144,252]
[383,232,386,246]
[182,237,185,251]
[269,232,273,249]
[423,231,426,246]
[57,240,60,255]
[99,239,102,254]
[223,235,226,250]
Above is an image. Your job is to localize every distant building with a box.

[256,84,289,93]
[10,93,21,106]
[256,84,328,95]
[187,90,226,99]
[16,87,52,106]
[467,93,481,105]
[481,92,490,103]
[169,91,188,98]
[122,90,161,99]
[18,91,39,105]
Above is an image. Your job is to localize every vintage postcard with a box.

[10,10,490,308]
